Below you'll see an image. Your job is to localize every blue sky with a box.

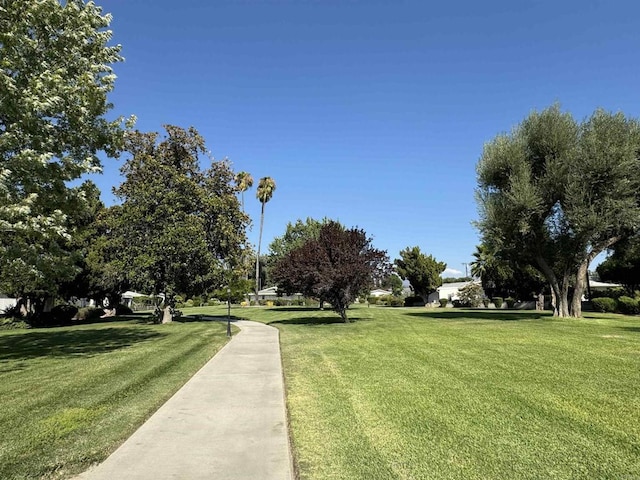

[94,0,640,276]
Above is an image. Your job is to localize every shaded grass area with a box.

[206,305,640,480]
[0,318,230,479]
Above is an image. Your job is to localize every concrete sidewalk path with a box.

[76,320,294,480]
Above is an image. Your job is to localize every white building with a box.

[247,286,303,303]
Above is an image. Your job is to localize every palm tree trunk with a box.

[255,202,265,305]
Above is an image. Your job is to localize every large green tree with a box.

[394,246,446,303]
[272,221,390,321]
[0,0,130,309]
[95,126,248,322]
[476,105,640,317]
[267,217,329,271]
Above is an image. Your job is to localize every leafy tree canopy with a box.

[394,246,446,302]
[0,0,131,305]
[267,217,330,267]
[596,235,640,293]
[381,273,404,296]
[91,125,249,322]
[477,105,640,317]
[272,221,390,321]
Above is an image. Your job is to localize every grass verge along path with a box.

[0,318,229,479]
[195,305,640,480]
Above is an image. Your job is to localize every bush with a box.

[386,296,404,307]
[492,297,504,308]
[115,304,133,315]
[51,304,78,324]
[76,307,105,321]
[591,297,617,313]
[505,297,516,309]
[367,296,379,305]
[404,296,425,307]
[191,297,202,307]
[439,298,448,308]
[185,299,194,307]
[482,297,490,307]
[0,317,29,330]
[617,296,640,315]
[28,304,78,327]
[458,283,484,308]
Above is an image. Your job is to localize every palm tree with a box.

[234,171,253,211]
[255,177,276,304]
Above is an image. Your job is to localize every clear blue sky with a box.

[94,0,640,276]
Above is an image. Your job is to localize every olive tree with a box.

[476,105,640,317]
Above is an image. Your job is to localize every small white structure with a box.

[0,294,17,312]
[369,289,392,297]
[589,280,622,291]
[437,281,479,301]
[247,286,302,303]
[122,291,149,308]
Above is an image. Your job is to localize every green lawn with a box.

[4,306,639,479]
[216,305,640,480]
[0,317,230,480]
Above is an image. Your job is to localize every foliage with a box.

[457,283,484,307]
[234,171,253,210]
[470,243,546,301]
[442,277,473,283]
[591,297,618,313]
[28,304,78,327]
[505,297,516,308]
[267,217,330,281]
[212,278,253,304]
[90,126,249,322]
[404,296,426,307]
[375,295,404,307]
[439,298,448,308]
[597,235,640,293]
[75,307,105,322]
[0,0,131,307]
[272,221,390,321]
[394,246,446,302]
[617,296,640,315]
[492,297,504,308]
[381,273,404,296]
[476,105,640,317]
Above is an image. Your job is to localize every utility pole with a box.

[462,263,468,278]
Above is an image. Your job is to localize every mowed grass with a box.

[0,317,230,480]
[222,305,640,480]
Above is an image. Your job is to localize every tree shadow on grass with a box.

[269,316,371,326]
[266,307,323,312]
[404,309,549,322]
[0,327,166,361]
[618,326,640,333]
[177,314,242,323]
[73,314,155,326]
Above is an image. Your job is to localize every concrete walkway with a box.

[76,320,294,480]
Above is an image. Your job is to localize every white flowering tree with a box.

[0,0,130,311]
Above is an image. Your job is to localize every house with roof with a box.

[247,286,303,303]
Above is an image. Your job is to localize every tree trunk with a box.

[536,292,545,311]
[255,202,265,306]
[535,254,574,317]
[161,304,173,323]
[570,260,590,318]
